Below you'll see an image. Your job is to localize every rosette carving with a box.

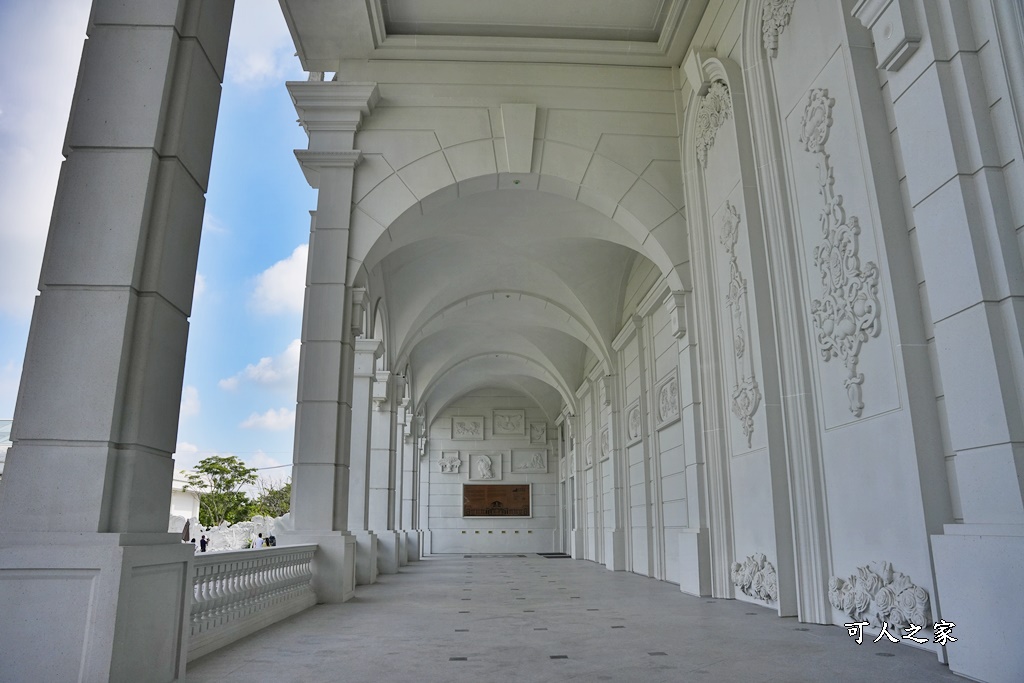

[828,561,931,629]
[762,0,795,57]
[696,81,732,169]
[627,405,642,441]
[731,553,778,603]
[657,376,680,424]
[799,89,882,418]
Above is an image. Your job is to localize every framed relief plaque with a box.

[463,484,531,517]
[492,409,525,436]
[452,416,484,440]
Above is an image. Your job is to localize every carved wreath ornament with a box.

[829,561,931,630]
[696,81,732,169]
[799,89,882,418]
[762,0,795,57]
[731,553,778,603]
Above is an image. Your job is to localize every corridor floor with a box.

[185,554,964,683]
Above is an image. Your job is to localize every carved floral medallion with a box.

[828,561,930,629]
[657,376,680,425]
[762,0,795,57]
[696,81,732,169]
[731,553,778,603]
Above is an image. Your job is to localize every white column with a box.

[0,2,232,680]
[855,2,1024,680]
[349,339,381,584]
[601,375,627,571]
[369,370,401,573]
[281,81,378,604]
[398,398,420,561]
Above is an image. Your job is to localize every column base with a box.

[405,530,422,561]
[604,528,626,571]
[932,525,1024,682]
[678,528,711,596]
[571,527,585,559]
[277,530,356,603]
[0,532,192,683]
[397,531,409,566]
[375,530,401,574]
[353,531,378,585]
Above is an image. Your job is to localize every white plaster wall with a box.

[426,389,558,554]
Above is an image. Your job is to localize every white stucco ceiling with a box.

[362,187,653,421]
[280,0,708,68]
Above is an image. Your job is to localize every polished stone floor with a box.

[185,554,964,683]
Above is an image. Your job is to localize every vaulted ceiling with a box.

[280,0,689,424]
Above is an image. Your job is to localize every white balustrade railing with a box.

[187,544,318,661]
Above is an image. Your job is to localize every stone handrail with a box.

[187,544,318,661]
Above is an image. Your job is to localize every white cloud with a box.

[241,407,295,431]
[226,1,303,89]
[173,441,201,472]
[0,0,92,318]
[180,385,201,419]
[250,244,307,315]
[219,339,301,392]
[193,273,207,301]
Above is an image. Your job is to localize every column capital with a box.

[851,0,921,72]
[664,289,689,339]
[373,370,392,409]
[293,150,362,188]
[354,339,383,378]
[288,81,380,137]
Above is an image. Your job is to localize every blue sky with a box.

[0,1,314,481]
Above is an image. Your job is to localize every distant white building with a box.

[171,470,201,523]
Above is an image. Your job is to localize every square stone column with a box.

[369,371,401,573]
[854,2,1024,680]
[349,339,382,584]
[282,81,379,603]
[0,2,233,680]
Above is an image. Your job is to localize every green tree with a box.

[253,478,291,518]
[182,455,258,527]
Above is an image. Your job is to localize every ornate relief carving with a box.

[469,453,502,481]
[600,427,610,461]
[584,441,594,468]
[718,202,761,447]
[828,561,931,629]
[762,0,795,57]
[452,416,484,440]
[439,451,461,474]
[696,81,732,169]
[731,553,778,603]
[799,89,882,418]
[529,422,547,444]
[493,409,525,436]
[627,404,642,442]
[657,376,680,426]
[512,450,547,473]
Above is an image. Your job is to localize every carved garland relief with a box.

[828,561,931,630]
[762,0,795,57]
[696,81,732,169]
[719,202,762,447]
[799,88,882,418]
[731,553,779,603]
